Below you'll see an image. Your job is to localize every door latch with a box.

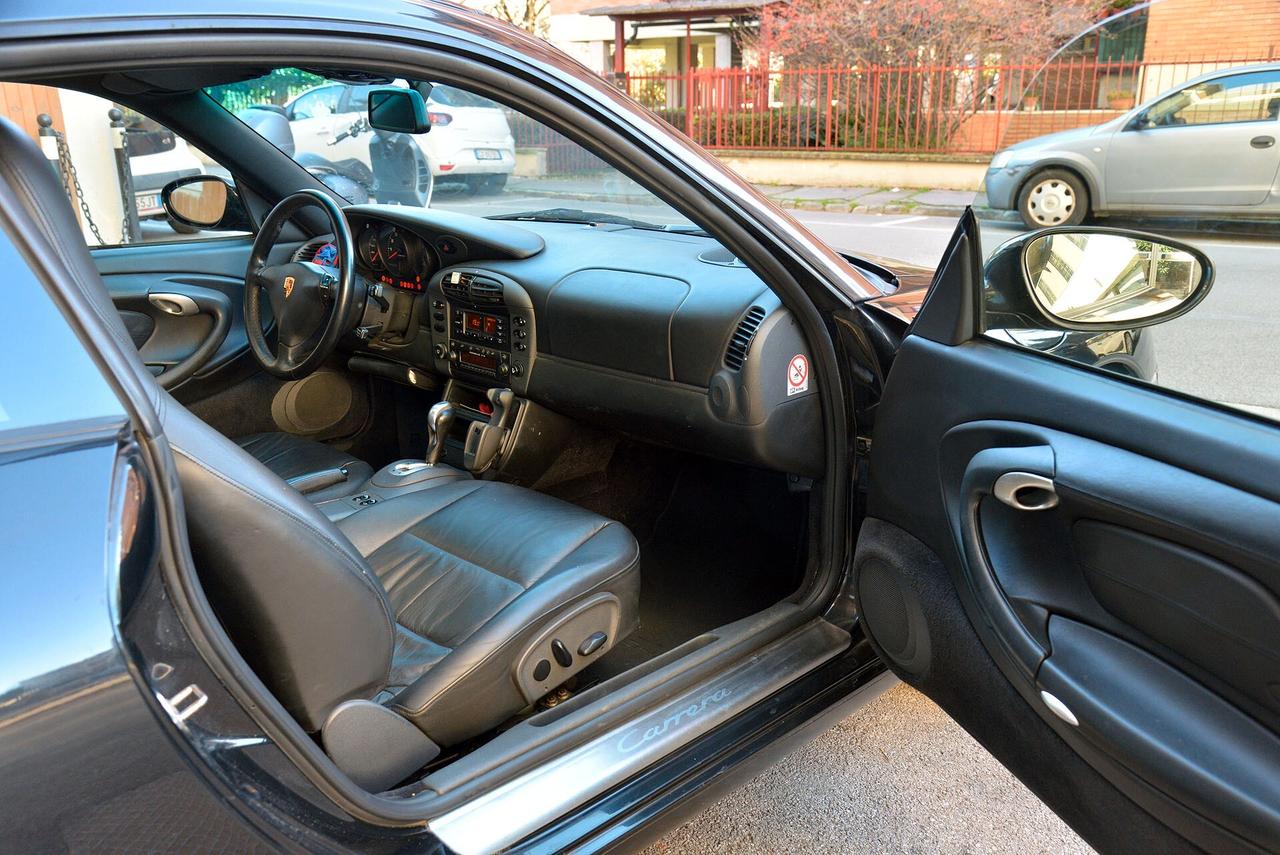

[993,471,1058,511]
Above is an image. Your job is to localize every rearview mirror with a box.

[162,175,252,232]
[367,88,430,134]
[983,227,1213,332]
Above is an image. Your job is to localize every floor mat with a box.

[571,450,810,681]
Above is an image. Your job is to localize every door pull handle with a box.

[1250,135,1275,149]
[993,471,1059,511]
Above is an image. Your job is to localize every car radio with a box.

[428,268,534,393]
[453,307,508,348]
[450,342,517,379]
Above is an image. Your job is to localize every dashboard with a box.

[299,204,822,477]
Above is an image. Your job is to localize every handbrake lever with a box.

[463,388,516,474]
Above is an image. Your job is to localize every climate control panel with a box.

[425,267,534,394]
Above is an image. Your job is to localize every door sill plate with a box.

[429,618,850,854]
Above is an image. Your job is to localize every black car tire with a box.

[1017,168,1088,228]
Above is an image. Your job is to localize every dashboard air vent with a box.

[724,305,767,370]
[442,271,474,300]
[292,239,330,263]
[469,277,504,303]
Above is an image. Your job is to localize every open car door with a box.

[856,212,1280,854]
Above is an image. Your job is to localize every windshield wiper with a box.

[489,208,658,229]
[490,208,710,237]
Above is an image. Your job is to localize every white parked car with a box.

[285,81,515,196]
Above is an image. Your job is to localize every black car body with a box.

[1,3,1276,854]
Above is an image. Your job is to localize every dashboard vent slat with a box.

[442,272,474,300]
[469,278,504,302]
[292,239,330,263]
[724,305,766,371]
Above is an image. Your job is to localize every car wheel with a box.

[1017,169,1088,228]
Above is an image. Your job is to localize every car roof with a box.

[1173,62,1280,89]
[0,0,560,68]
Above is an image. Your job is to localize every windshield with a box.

[205,68,695,229]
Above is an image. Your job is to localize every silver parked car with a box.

[985,64,1280,227]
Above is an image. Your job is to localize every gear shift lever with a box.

[424,400,455,466]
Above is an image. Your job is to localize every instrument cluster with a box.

[356,222,437,292]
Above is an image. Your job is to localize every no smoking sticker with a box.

[786,353,809,396]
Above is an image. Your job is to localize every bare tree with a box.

[750,0,1110,68]
[488,0,551,37]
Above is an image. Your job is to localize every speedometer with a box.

[358,226,383,271]
[378,226,416,278]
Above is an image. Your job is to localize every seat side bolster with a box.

[391,525,641,745]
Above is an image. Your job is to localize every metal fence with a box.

[512,54,1274,161]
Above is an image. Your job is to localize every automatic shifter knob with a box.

[425,401,455,466]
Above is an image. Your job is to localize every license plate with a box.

[475,148,502,161]
[135,193,162,215]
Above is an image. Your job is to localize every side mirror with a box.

[162,175,252,232]
[367,87,430,134]
[1125,111,1152,131]
[984,227,1213,332]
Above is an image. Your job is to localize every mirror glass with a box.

[1024,232,1204,325]
[368,89,427,134]
[167,177,228,227]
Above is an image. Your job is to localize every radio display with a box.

[463,311,500,335]
[460,349,498,372]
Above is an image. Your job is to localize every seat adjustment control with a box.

[578,631,607,657]
[551,639,573,668]
[532,659,551,681]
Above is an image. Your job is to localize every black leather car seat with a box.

[234,431,372,501]
[0,116,639,784]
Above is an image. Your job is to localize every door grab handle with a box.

[1250,135,1275,149]
[993,471,1059,511]
[1040,690,1079,726]
[148,292,200,316]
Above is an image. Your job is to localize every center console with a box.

[424,268,535,395]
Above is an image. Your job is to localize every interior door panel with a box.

[860,329,1280,854]
[91,236,293,400]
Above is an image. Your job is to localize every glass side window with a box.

[206,68,695,227]
[1146,70,1280,127]
[1,84,248,247]
[288,85,343,120]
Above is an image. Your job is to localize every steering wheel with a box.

[245,189,357,379]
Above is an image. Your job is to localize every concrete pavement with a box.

[640,682,1094,855]
[502,175,978,217]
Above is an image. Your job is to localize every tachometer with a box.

[358,226,383,270]
[378,226,416,278]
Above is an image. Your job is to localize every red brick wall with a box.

[1144,0,1279,61]
[951,109,1125,153]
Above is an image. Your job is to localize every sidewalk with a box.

[502,175,978,218]
[762,185,977,216]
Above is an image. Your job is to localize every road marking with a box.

[868,215,930,228]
